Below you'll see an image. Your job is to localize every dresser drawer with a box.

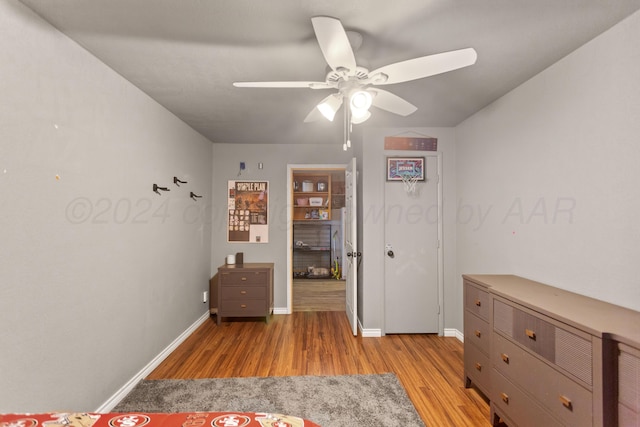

[464,338,490,394]
[494,298,593,385]
[220,285,266,301]
[219,270,269,285]
[464,311,490,355]
[494,298,555,360]
[618,343,640,415]
[218,299,266,317]
[619,403,639,427]
[464,279,490,321]
[491,369,564,427]
[493,333,593,426]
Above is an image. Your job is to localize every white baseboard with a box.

[273,307,289,315]
[95,311,210,412]
[359,318,382,337]
[444,328,464,342]
[361,327,462,339]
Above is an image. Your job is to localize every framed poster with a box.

[227,180,268,243]
[386,157,425,181]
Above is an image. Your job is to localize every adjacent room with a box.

[2,1,640,425]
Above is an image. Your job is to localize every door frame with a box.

[286,163,348,314]
[382,152,444,335]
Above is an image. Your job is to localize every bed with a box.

[0,411,321,427]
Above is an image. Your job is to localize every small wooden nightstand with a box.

[216,263,274,325]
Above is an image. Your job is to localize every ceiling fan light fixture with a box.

[351,110,371,124]
[350,90,372,111]
[349,90,373,121]
[317,94,343,121]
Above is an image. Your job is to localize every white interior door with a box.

[344,157,358,336]
[384,155,439,334]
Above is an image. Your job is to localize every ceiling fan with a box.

[233,16,477,127]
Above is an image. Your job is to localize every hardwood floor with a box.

[148,311,492,426]
[293,279,345,311]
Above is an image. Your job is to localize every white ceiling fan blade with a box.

[370,89,417,116]
[369,48,477,85]
[311,16,357,73]
[233,81,331,89]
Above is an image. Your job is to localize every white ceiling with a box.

[17,0,640,145]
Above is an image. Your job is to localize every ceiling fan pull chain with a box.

[343,103,348,151]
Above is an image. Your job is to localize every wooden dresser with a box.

[217,263,273,325]
[463,274,640,427]
[463,279,492,398]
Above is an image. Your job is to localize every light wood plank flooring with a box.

[148,311,492,426]
[293,279,345,311]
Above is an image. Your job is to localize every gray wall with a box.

[211,143,353,309]
[0,1,212,411]
[456,10,640,317]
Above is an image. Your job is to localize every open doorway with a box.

[287,165,346,312]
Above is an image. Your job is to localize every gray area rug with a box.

[113,373,425,426]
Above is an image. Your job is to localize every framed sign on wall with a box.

[227,180,269,243]
[386,157,425,181]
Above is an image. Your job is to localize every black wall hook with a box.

[153,184,170,195]
[190,192,202,201]
[174,177,188,186]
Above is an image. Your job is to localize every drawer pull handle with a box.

[240,290,247,295]
[525,329,536,340]
[474,330,481,338]
[501,353,509,364]
[559,395,573,410]
[240,304,247,308]
[475,299,482,307]
[241,277,247,281]
[501,392,509,404]
[475,362,482,372]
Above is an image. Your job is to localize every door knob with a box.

[387,250,394,258]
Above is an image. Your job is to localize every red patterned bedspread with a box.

[0,412,321,427]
